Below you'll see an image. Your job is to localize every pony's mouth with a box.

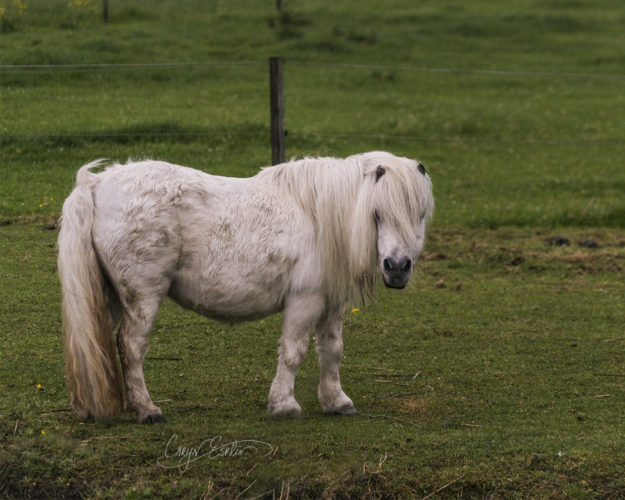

[382,274,409,289]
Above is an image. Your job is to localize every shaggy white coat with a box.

[58,151,434,422]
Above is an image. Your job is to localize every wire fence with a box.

[2,60,625,79]
[2,59,624,147]
[0,60,264,73]
[289,61,625,81]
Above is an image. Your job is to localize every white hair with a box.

[258,151,433,305]
[58,151,434,422]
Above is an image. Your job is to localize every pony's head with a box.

[350,151,434,294]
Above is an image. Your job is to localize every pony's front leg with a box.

[268,294,324,417]
[316,311,359,415]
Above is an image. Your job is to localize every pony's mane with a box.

[257,152,434,307]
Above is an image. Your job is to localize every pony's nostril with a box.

[401,258,412,272]
[383,258,392,272]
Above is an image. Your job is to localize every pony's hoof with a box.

[140,413,167,424]
[268,399,302,418]
[330,404,360,416]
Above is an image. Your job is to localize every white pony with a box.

[58,151,434,423]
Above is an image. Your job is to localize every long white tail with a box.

[58,161,123,419]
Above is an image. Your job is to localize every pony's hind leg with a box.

[117,295,166,424]
[316,311,359,415]
[91,180,181,423]
[268,293,325,417]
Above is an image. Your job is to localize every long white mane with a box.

[257,151,434,306]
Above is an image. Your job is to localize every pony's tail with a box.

[58,161,124,419]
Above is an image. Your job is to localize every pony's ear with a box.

[375,165,386,182]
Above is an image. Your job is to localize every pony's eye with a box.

[374,210,381,222]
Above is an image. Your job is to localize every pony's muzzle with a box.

[382,256,412,289]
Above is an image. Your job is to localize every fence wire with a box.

[288,61,625,81]
[1,59,624,146]
[2,60,624,79]
[0,60,263,73]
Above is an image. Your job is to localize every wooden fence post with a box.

[269,57,285,165]
[102,0,108,22]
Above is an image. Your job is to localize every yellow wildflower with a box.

[68,0,97,13]
[351,308,359,313]
[13,0,28,15]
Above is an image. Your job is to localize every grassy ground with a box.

[2,224,625,498]
[1,0,625,498]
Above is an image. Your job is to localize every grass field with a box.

[1,0,625,498]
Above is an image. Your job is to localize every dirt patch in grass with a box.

[423,227,625,277]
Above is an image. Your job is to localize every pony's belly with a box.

[167,271,287,323]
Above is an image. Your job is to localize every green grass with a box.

[2,224,625,498]
[1,0,625,498]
